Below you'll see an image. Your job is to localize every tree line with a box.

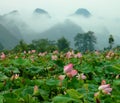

[0,31,115,52]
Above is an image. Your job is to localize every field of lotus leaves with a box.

[0,50,120,103]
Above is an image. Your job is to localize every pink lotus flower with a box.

[106,55,111,59]
[98,80,112,95]
[0,52,6,60]
[66,51,72,59]
[70,70,78,77]
[101,80,106,85]
[14,74,19,79]
[44,51,47,55]
[33,85,39,95]
[24,51,26,54]
[38,52,47,57]
[116,75,119,79]
[106,50,114,58]
[34,85,38,91]
[103,88,112,94]
[58,75,65,86]
[64,63,73,73]
[28,51,31,54]
[94,92,100,97]
[38,53,43,56]
[53,50,59,54]
[77,73,87,80]
[67,70,78,78]
[30,55,34,58]
[75,52,82,58]
[63,63,78,78]
[15,56,18,59]
[98,84,110,90]
[10,74,19,80]
[52,55,58,60]
[65,50,74,59]
[66,72,72,78]
[58,75,65,81]
[95,50,100,55]
[31,50,36,53]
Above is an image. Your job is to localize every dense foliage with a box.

[2,31,97,53]
[74,31,96,52]
[57,37,70,52]
[0,49,120,103]
[13,39,58,53]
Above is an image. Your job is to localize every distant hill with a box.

[72,8,91,17]
[33,8,51,18]
[0,10,24,40]
[0,24,19,49]
[34,8,48,14]
[3,10,19,17]
[35,20,84,48]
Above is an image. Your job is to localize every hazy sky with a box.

[0,0,120,18]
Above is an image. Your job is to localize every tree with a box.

[86,31,97,51]
[29,39,57,52]
[109,34,114,49]
[47,40,58,52]
[74,31,96,52]
[57,37,70,52]
[14,40,28,52]
[31,39,49,52]
[74,33,84,51]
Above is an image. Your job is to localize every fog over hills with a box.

[0,10,23,40]
[37,20,84,48]
[0,8,120,49]
[0,24,19,49]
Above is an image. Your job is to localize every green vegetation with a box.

[0,49,120,103]
[0,31,120,103]
[11,31,97,53]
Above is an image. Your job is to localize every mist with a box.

[0,5,120,49]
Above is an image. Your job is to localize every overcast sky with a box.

[0,0,120,18]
